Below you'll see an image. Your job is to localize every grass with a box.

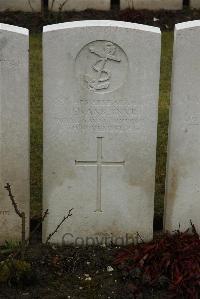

[29,31,174,221]
[30,33,42,218]
[155,31,174,220]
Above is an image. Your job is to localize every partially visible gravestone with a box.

[49,0,110,11]
[0,0,41,12]
[0,24,29,243]
[190,0,200,9]
[120,0,183,10]
[43,21,161,245]
[164,21,200,233]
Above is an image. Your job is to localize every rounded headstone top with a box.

[43,20,160,35]
[0,23,28,35]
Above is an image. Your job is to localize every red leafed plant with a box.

[114,225,200,299]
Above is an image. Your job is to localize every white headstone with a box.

[49,0,110,11]
[43,21,161,245]
[120,0,182,10]
[190,0,200,9]
[0,0,41,12]
[164,21,200,233]
[0,24,29,243]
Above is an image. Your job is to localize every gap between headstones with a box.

[183,0,190,7]
[42,0,48,11]
[111,0,120,9]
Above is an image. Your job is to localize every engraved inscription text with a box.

[54,104,142,132]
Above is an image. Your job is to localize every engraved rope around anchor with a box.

[85,42,121,91]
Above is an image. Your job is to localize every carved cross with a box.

[75,137,125,212]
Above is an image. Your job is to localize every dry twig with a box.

[4,183,26,259]
[4,184,49,259]
[46,208,73,244]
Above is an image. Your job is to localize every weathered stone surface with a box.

[190,0,200,9]
[49,0,110,11]
[164,21,200,233]
[0,0,41,12]
[0,24,29,243]
[120,0,182,10]
[43,21,161,245]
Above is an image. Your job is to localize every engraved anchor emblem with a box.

[85,42,121,92]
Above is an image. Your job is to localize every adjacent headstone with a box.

[190,0,200,9]
[49,0,110,11]
[164,21,200,233]
[43,21,161,245]
[0,0,41,12]
[120,0,183,10]
[0,24,29,243]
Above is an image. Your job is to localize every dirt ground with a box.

[0,239,168,299]
[0,244,125,299]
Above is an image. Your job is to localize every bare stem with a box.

[5,183,23,218]
[46,208,73,244]
[4,183,26,259]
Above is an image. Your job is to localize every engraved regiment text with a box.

[54,104,142,132]
[0,211,10,215]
